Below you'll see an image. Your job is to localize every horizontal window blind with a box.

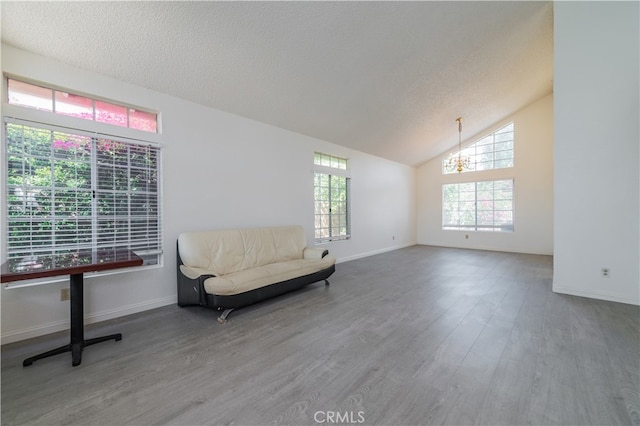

[5,120,162,265]
[442,179,514,232]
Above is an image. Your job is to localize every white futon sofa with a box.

[177,225,336,322]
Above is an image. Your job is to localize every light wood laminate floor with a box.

[2,245,639,425]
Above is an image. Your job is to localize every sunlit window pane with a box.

[96,101,127,127]
[314,152,348,170]
[8,80,53,112]
[313,153,351,242]
[129,109,157,133]
[442,179,514,232]
[55,91,93,120]
[8,79,158,134]
[443,122,514,174]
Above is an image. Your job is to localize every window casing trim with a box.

[4,116,161,149]
[1,104,162,146]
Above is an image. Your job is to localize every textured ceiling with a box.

[1,1,553,166]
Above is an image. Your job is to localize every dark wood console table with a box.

[1,249,143,367]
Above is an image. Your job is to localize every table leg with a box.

[23,273,122,367]
[23,344,72,367]
[70,273,84,366]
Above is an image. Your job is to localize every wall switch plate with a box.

[60,288,70,301]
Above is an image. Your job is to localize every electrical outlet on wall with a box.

[601,268,610,278]
[60,288,70,301]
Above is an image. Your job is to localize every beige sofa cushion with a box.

[203,255,336,296]
[178,225,309,276]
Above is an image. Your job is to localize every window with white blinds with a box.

[442,179,514,232]
[5,120,162,265]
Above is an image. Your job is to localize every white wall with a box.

[0,45,416,343]
[553,2,640,305]
[416,93,554,255]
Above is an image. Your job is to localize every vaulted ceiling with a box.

[1,1,553,166]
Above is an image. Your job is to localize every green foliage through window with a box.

[5,121,162,264]
[314,152,350,242]
[443,179,514,232]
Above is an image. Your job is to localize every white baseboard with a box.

[336,242,416,264]
[553,286,640,306]
[1,295,176,345]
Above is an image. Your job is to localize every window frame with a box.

[313,152,351,243]
[443,122,514,175]
[442,178,514,232]
[2,76,163,283]
[7,78,159,134]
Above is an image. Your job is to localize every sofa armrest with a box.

[180,265,217,280]
[177,262,216,307]
[304,247,329,259]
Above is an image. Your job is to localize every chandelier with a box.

[445,117,472,173]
